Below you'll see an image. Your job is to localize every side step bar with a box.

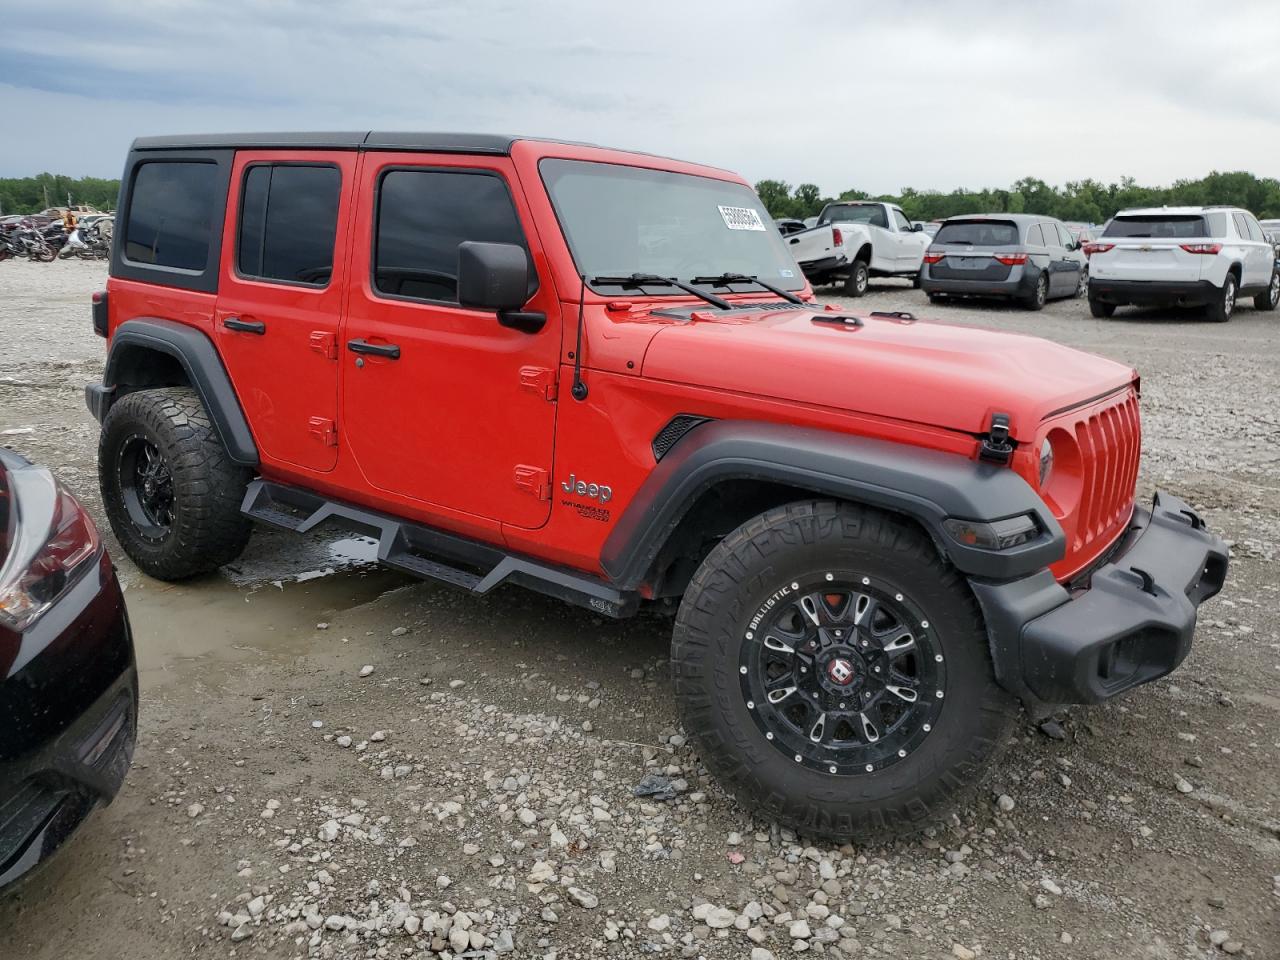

[241,479,637,619]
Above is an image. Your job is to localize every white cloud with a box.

[1,0,1277,192]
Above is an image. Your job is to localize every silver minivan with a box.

[919,213,1088,310]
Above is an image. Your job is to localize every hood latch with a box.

[979,413,1014,464]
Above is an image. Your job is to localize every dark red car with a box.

[1,448,136,890]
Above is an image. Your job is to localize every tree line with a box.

[5,168,1279,224]
[0,173,121,215]
[755,171,1280,224]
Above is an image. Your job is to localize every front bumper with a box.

[0,556,137,892]
[972,491,1228,711]
[1089,277,1217,307]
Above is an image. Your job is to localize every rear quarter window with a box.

[934,220,1019,246]
[124,161,220,271]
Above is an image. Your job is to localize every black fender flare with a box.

[601,420,1064,588]
[93,318,258,465]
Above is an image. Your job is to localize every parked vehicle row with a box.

[772,204,1279,322]
[0,215,113,263]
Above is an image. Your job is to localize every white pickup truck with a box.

[783,201,931,296]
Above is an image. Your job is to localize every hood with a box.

[640,306,1136,438]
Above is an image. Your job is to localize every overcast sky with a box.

[2,0,1277,194]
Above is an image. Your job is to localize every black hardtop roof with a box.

[130,131,597,154]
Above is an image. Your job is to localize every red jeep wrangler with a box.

[87,132,1228,836]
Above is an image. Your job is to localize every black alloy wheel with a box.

[741,576,944,775]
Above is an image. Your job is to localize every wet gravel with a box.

[0,260,1277,960]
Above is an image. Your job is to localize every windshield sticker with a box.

[779,268,795,278]
[718,205,766,232]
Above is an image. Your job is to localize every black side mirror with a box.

[457,241,545,332]
[911,223,923,232]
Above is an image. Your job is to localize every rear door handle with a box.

[347,339,401,360]
[223,317,266,334]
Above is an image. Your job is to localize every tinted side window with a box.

[125,161,219,270]
[1232,212,1250,239]
[1040,223,1062,248]
[1025,224,1044,247]
[1056,224,1076,248]
[237,165,341,286]
[374,169,529,303]
[1244,214,1266,243]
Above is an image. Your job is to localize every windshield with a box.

[934,219,1020,246]
[539,159,804,292]
[819,204,888,228]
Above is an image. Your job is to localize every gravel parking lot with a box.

[1,260,1277,960]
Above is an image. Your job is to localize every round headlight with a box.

[1039,437,1054,488]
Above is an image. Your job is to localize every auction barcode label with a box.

[718,205,766,231]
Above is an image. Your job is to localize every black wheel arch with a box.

[602,420,1064,595]
[91,318,258,465]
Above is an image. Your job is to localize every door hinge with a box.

[978,412,1014,464]
[309,417,338,447]
[309,331,338,360]
[514,465,551,500]
[519,365,557,401]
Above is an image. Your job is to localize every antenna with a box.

[570,275,588,401]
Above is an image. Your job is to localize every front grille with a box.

[1069,390,1141,553]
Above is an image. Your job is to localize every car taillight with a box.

[923,250,945,264]
[0,471,100,631]
[91,289,109,337]
[994,252,1028,266]
[1180,243,1222,255]
[1082,242,1114,256]
[831,228,843,246]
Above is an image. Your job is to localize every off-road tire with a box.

[671,500,1016,839]
[99,387,252,580]
[1253,268,1279,311]
[1088,296,1115,318]
[1023,273,1048,311]
[1205,274,1236,323]
[843,260,869,298]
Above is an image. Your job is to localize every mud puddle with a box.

[122,531,412,687]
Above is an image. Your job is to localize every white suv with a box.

[1085,206,1279,322]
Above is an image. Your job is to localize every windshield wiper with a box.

[692,273,805,305]
[590,273,731,310]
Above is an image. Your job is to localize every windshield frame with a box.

[538,157,806,297]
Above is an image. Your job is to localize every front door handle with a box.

[223,317,266,335]
[789,237,800,245]
[347,339,401,360]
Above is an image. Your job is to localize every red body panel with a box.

[105,139,1140,585]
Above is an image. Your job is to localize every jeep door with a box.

[214,151,356,472]
[341,154,561,529]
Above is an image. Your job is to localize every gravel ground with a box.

[0,259,1277,960]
